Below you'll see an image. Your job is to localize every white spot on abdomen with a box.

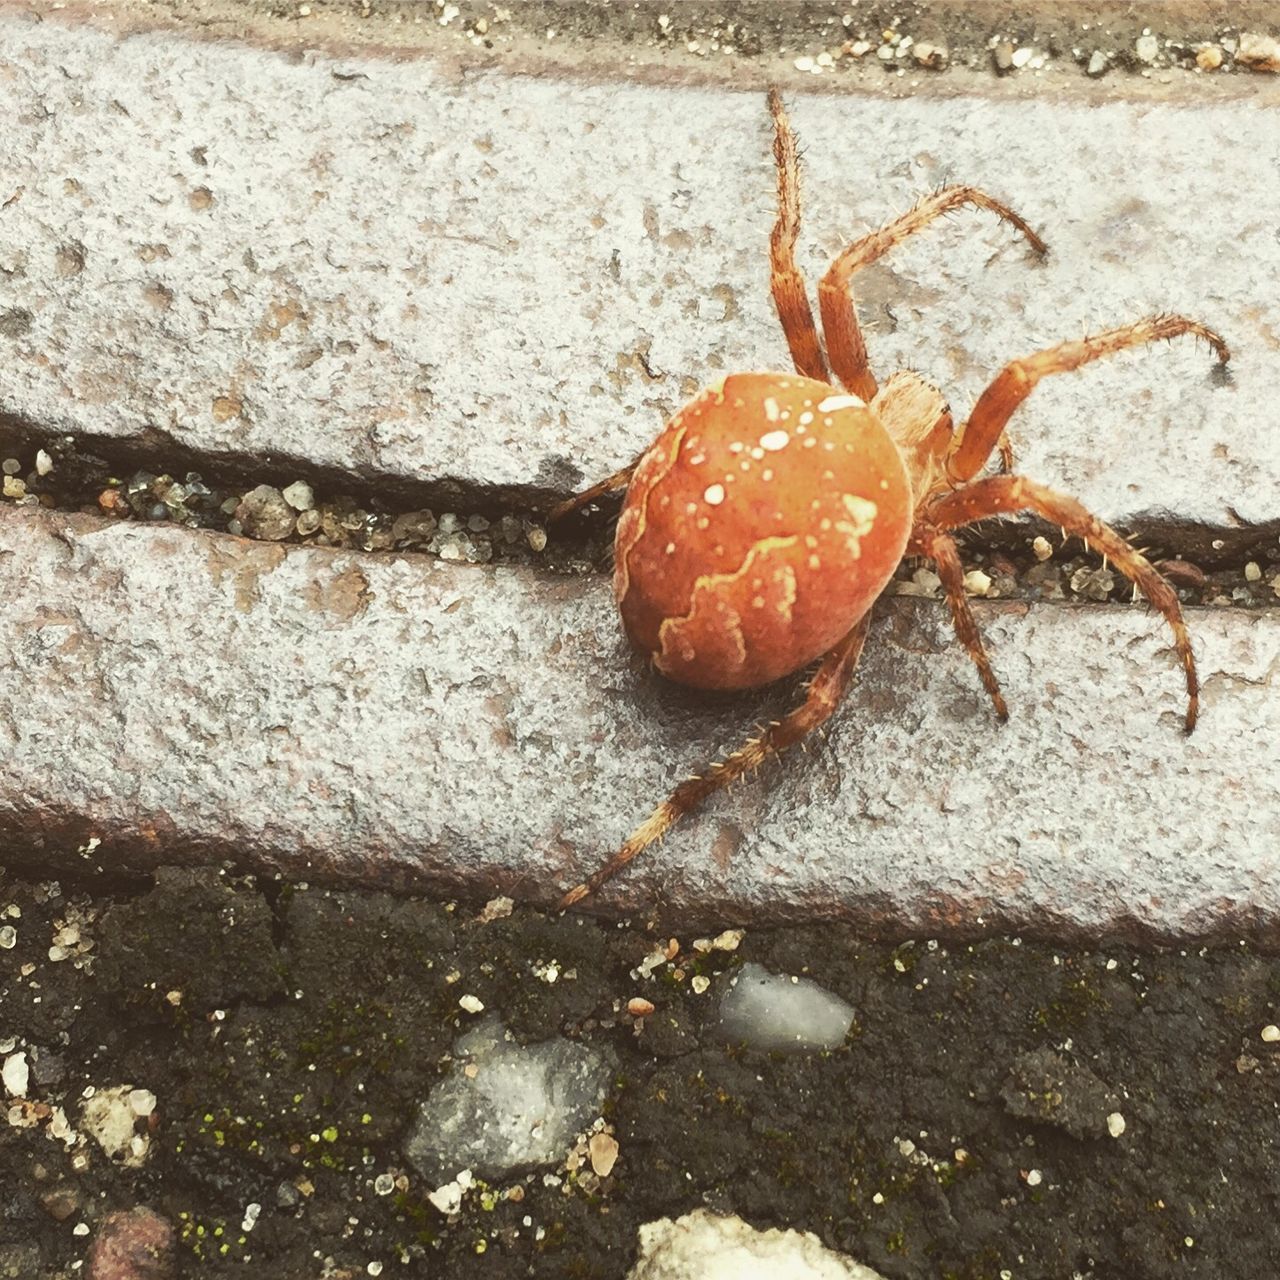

[704,484,726,505]
[763,397,780,422]
[817,394,866,413]
[759,430,789,452]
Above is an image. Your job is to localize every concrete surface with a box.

[0,13,1277,549]
[1,504,1274,941]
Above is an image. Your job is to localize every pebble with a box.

[3,1052,29,1098]
[1135,34,1159,64]
[912,42,947,70]
[35,450,53,476]
[992,41,1015,72]
[3,476,26,499]
[1,458,19,476]
[627,997,655,1017]
[526,525,548,552]
[235,485,295,541]
[963,568,992,596]
[1244,562,1262,582]
[1261,1024,1280,1042]
[458,994,484,1014]
[1086,50,1108,77]
[1238,32,1280,72]
[0,926,14,949]
[1031,535,1053,561]
[587,1132,619,1177]
[1106,1111,1126,1138]
[1010,46,1033,69]
[87,1206,174,1280]
[281,481,314,511]
[1196,44,1224,71]
[1070,566,1116,601]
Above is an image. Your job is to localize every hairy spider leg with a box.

[557,613,872,910]
[949,315,1230,483]
[912,526,1008,721]
[767,88,829,382]
[818,187,1048,402]
[924,475,1199,732]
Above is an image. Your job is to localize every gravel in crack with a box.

[3,867,1280,1277]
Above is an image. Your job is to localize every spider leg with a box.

[914,526,1008,721]
[949,315,1230,483]
[767,88,829,382]
[549,458,640,523]
[557,612,872,910]
[820,187,1046,403]
[924,475,1198,732]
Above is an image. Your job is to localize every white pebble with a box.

[1261,1024,1280,1042]
[1244,561,1262,582]
[1025,1168,1042,1187]
[35,450,53,476]
[2,1052,29,1098]
[1032,535,1053,561]
[458,994,485,1014]
[282,481,315,511]
[963,569,992,596]
[1106,1111,1126,1138]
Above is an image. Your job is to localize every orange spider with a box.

[554,89,1229,910]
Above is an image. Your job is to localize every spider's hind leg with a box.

[558,614,872,909]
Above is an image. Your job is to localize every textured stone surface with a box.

[0,13,1276,541]
[0,505,1274,940]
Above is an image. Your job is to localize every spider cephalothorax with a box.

[554,89,1229,910]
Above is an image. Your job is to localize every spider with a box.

[553,89,1229,911]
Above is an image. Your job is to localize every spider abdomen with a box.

[614,371,913,690]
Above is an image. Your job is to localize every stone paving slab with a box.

[1,504,1274,940]
[0,13,1277,542]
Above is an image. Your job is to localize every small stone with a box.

[1196,43,1224,71]
[3,476,26,499]
[1070,565,1116,601]
[1261,1024,1280,1042]
[0,926,15,949]
[1086,50,1108,77]
[374,1173,395,1196]
[911,566,941,595]
[587,1132,619,1177]
[1238,32,1280,73]
[963,569,992,596]
[281,481,315,511]
[1,458,19,475]
[793,56,815,73]
[128,1089,157,1117]
[477,896,514,923]
[627,997,655,1017]
[1010,45,1033,69]
[1135,34,1159,64]
[1032,535,1053,561]
[1025,1168,1042,1187]
[3,1052,29,1098]
[87,1206,174,1280]
[40,1185,81,1222]
[295,509,322,536]
[235,485,295,541]
[1245,561,1262,582]
[458,994,485,1014]
[912,42,947,69]
[1107,1111,1126,1138]
[690,975,710,995]
[35,450,54,476]
[437,512,461,535]
[849,39,872,57]
[526,524,548,552]
[711,928,743,952]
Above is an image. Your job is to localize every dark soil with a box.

[3,865,1279,1279]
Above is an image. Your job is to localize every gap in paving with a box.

[0,412,1276,614]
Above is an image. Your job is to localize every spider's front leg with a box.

[557,614,872,910]
[548,458,641,523]
[925,476,1199,731]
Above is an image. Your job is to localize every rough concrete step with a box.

[0,15,1276,551]
[1,505,1273,940]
